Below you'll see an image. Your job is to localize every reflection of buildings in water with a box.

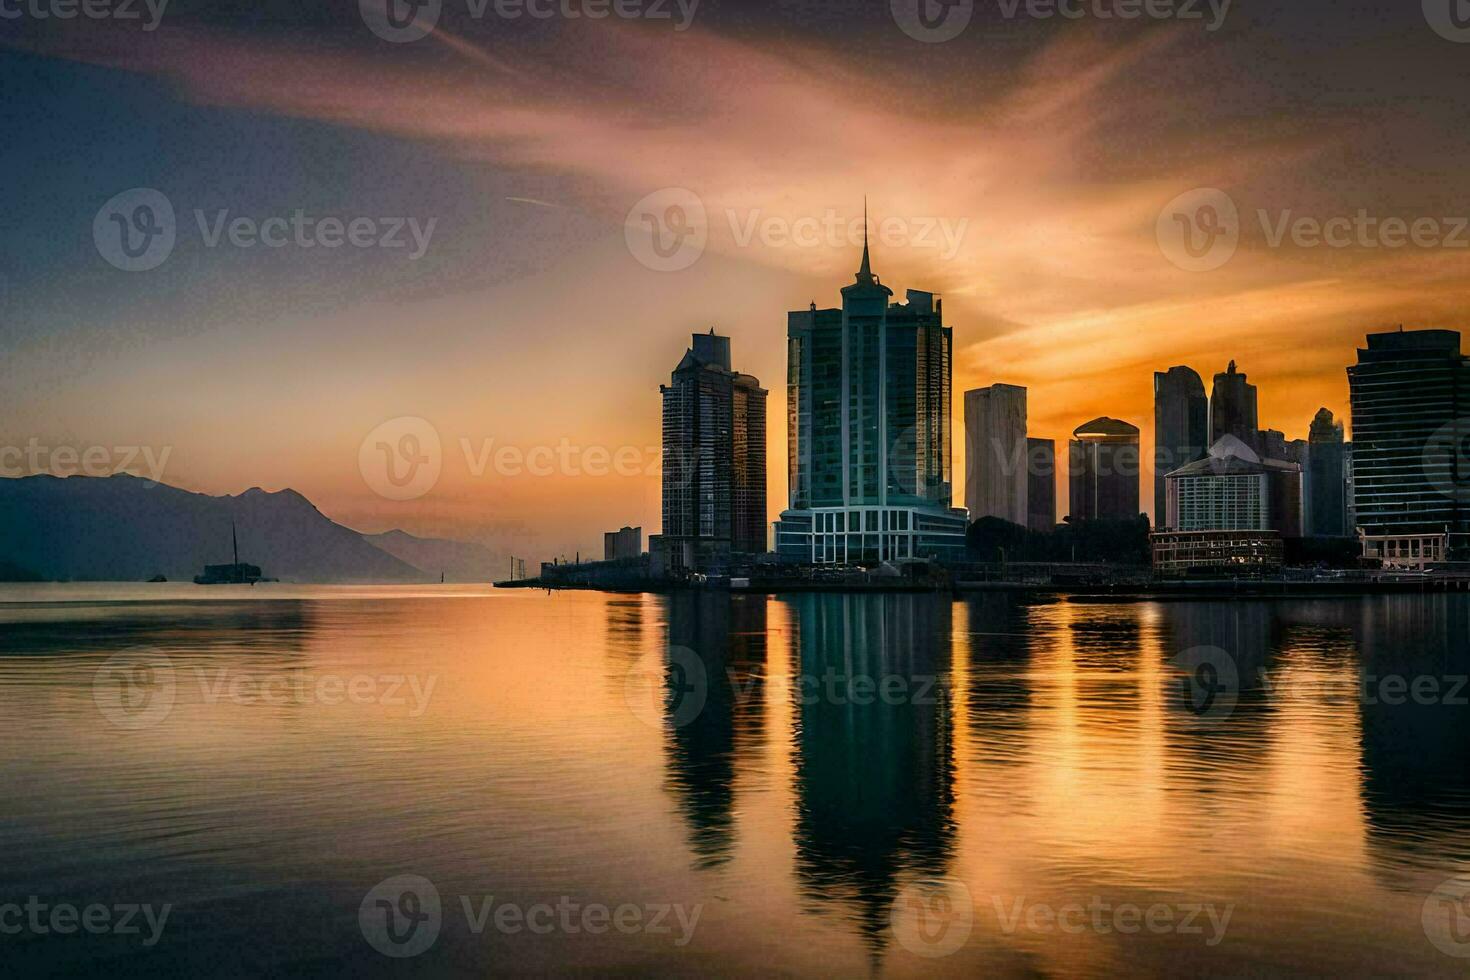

[0,601,322,729]
[660,593,768,869]
[600,595,650,673]
[786,593,956,956]
[1356,595,1470,881]
[0,600,317,661]
[1161,600,1279,694]
[959,593,1046,768]
[1156,601,1282,803]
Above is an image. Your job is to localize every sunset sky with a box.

[5,1,1470,561]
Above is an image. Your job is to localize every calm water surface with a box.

[2,585,1469,976]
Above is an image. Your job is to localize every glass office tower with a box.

[1347,328,1470,564]
[776,240,967,562]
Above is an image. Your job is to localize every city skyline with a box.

[8,7,1470,978]
[12,7,1470,561]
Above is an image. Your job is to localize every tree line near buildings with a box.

[966,516,1153,566]
[965,516,1364,568]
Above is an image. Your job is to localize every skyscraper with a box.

[1306,407,1350,537]
[1068,417,1141,522]
[964,384,1028,526]
[1153,365,1209,528]
[1210,360,1259,448]
[1027,437,1057,533]
[656,331,767,573]
[775,235,967,562]
[1347,328,1470,565]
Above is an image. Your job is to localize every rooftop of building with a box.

[668,331,766,391]
[1155,365,1206,394]
[1073,416,1139,440]
[1167,435,1301,478]
[1363,327,1461,353]
[965,383,1027,399]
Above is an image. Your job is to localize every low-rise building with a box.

[1152,529,1284,576]
[1153,436,1300,575]
[603,526,642,561]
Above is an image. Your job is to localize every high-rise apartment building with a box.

[1210,360,1259,448]
[656,331,767,573]
[1306,407,1351,537]
[1027,437,1057,533]
[1153,365,1209,528]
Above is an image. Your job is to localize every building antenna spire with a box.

[857,196,873,282]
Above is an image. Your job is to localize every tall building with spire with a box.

[775,229,967,562]
[1153,366,1208,528]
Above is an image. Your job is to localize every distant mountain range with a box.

[364,530,510,583]
[0,474,503,584]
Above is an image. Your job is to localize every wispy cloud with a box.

[19,16,1470,522]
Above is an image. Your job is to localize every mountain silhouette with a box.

[0,474,428,583]
[364,530,507,583]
